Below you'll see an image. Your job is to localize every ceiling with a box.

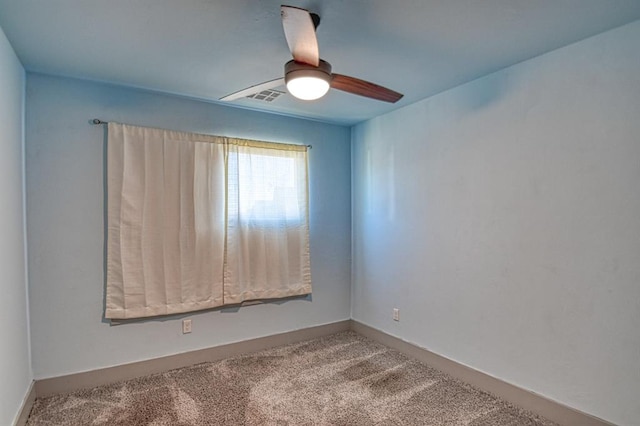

[1,1,640,125]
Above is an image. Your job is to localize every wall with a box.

[351,20,640,425]
[0,26,31,425]
[26,74,351,379]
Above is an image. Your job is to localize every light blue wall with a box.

[25,74,351,378]
[0,25,31,426]
[352,20,640,425]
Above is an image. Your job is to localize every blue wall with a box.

[352,20,640,425]
[0,25,31,425]
[25,74,351,378]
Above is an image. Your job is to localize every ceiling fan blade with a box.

[331,74,403,103]
[219,77,285,101]
[281,5,319,66]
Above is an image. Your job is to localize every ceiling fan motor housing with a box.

[285,59,332,85]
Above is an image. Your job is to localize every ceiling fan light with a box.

[286,75,330,100]
[284,60,332,101]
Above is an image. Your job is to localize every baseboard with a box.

[13,380,36,426]
[350,320,614,426]
[35,319,350,397]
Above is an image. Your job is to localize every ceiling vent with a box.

[246,89,285,102]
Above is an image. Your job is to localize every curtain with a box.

[106,123,311,319]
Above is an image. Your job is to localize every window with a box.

[105,123,311,319]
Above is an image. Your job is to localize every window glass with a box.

[228,152,303,223]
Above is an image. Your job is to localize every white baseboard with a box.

[351,320,614,426]
[13,380,36,426]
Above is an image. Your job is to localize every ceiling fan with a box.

[220,5,403,103]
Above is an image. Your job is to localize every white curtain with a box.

[106,123,311,319]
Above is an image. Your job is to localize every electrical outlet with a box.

[393,308,400,321]
[182,319,192,334]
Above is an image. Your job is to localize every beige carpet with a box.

[27,332,556,425]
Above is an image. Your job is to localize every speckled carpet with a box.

[27,332,556,425]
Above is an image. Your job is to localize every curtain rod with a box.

[91,119,312,149]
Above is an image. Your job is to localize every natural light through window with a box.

[228,152,302,223]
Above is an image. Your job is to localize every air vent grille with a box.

[246,89,285,102]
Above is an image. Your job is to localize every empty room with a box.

[1,1,639,425]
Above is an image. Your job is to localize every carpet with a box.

[27,332,556,425]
